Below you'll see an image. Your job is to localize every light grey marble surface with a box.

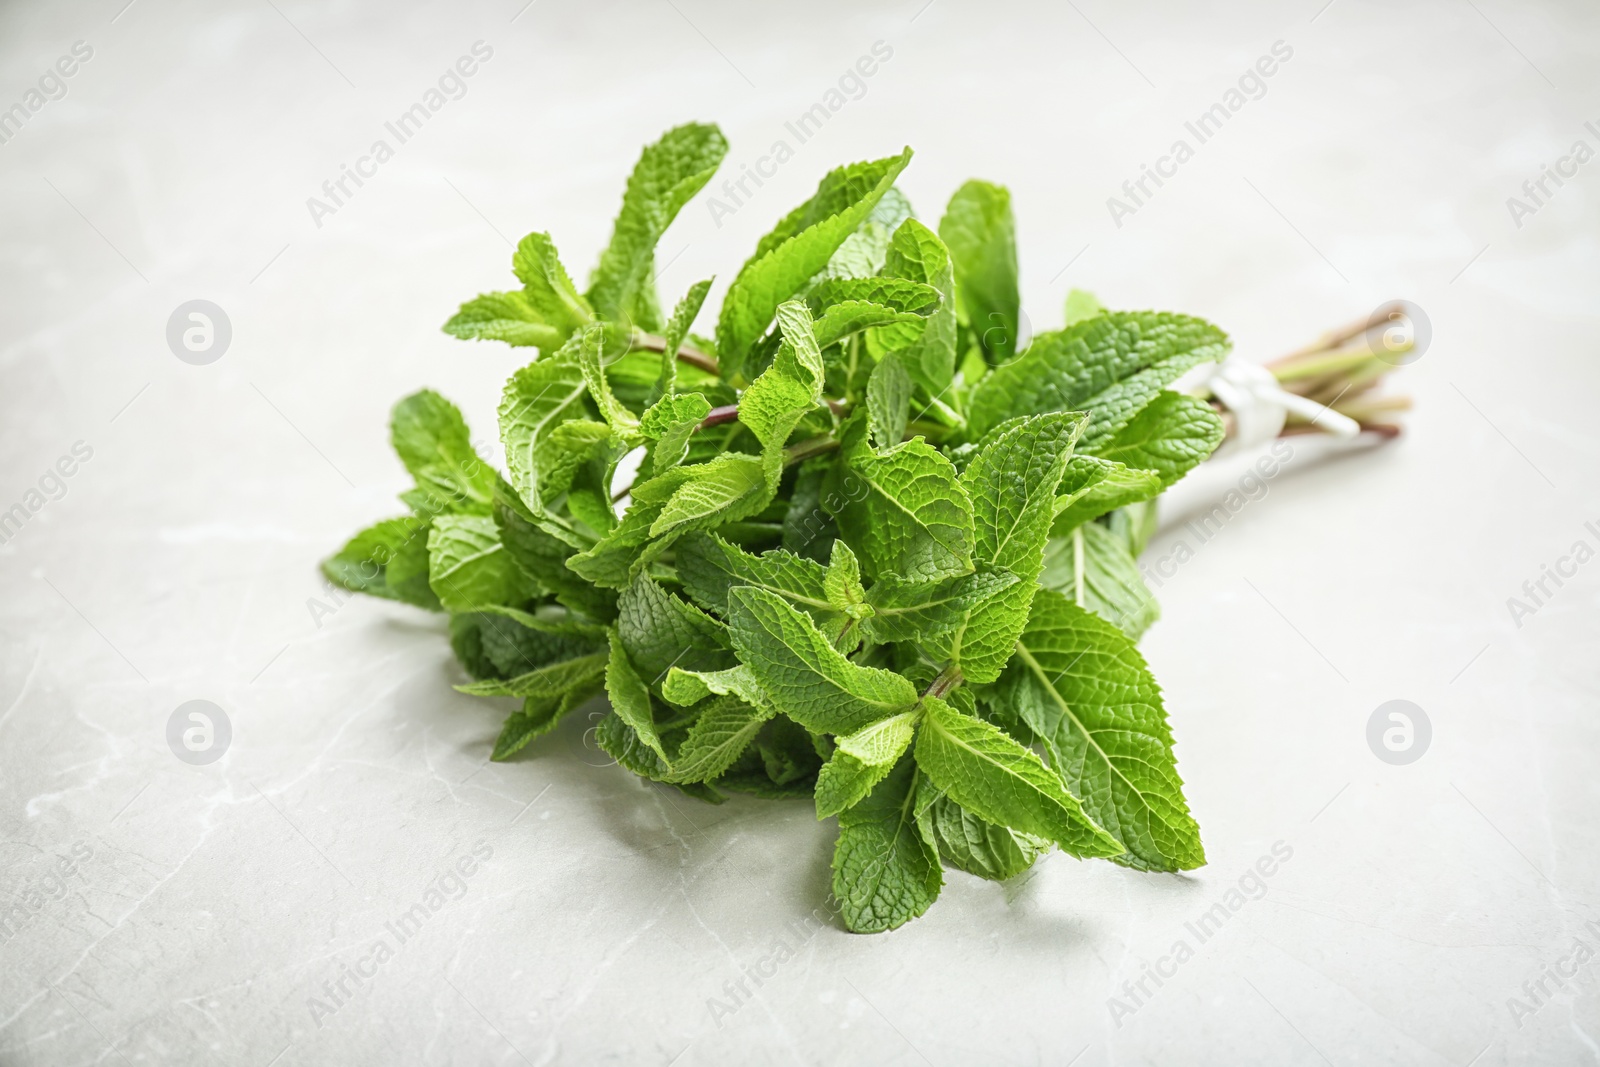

[2,1,1598,1064]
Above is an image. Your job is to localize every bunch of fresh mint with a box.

[325,123,1228,932]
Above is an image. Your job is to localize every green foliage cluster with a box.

[327,124,1228,932]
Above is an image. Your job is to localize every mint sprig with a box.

[325,123,1229,933]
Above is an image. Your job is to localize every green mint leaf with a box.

[830,757,941,933]
[1040,522,1160,639]
[866,354,911,452]
[963,412,1086,579]
[649,453,770,538]
[441,292,562,350]
[1003,589,1204,871]
[675,531,844,635]
[836,709,918,765]
[493,501,617,619]
[665,696,774,784]
[1062,288,1106,327]
[913,694,1122,858]
[617,573,733,686]
[826,419,974,581]
[606,628,665,761]
[586,123,728,324]
[823,539,869,623]
[808,276,941,349]
[915,777,1047,881]
[391,390,496,512]
[427,514,532,612]
[660,664,769,709]
[814,751,895,819]
[639,392,711,476]
[876,219,958,395]
[967,311,1229,445]
[1050,456,1163,535]
[492,686,596,761]
[457,649,608,699]
[938,179,1020,364]
[322,516,436,607]
[652,278,714,401]
[725,586,919,735]
[577,325,641,437]
[862,569,1020,645]
[511,231,593,338]
[716,148,912,382]
[1092,390,1224,487]
[498,355,594,508]
[468,606,604,677]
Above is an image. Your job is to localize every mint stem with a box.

[924,664,963,700]
[630,331,720,375]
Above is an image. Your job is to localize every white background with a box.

[2,0,1598,1064]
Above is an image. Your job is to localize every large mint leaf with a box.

[716,148,912,382]
[391,390,496,512]
[725,587,918,735]
[1003,589,1203,871]
[913,695,1122,858]
[648,453,769,538]
[1093,390,1224,487]
[826,419,974,582]
[1040,522,1160,639]
[830,757,941,933]
[967,312,1229,444]
[586,123,728,324]
[427,515,531,611]
[938,180,1020,363]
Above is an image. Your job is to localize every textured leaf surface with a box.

[665,697,773,783]
[427,515,530,611]
[878,219,957,394]
[717,149,911,381]
[913,695,1122,858]
[830,758,941,933]
[967,312,1229,443]
[828,426,974,582]
[1093,390,1224,487]
[587,123,728,323]
[726,587,918,735]
[916,782,1047,881]
[1003,589,1203,871]
[499,357,594,507]
[392,391,496,511]
[1050,457,1163,535]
